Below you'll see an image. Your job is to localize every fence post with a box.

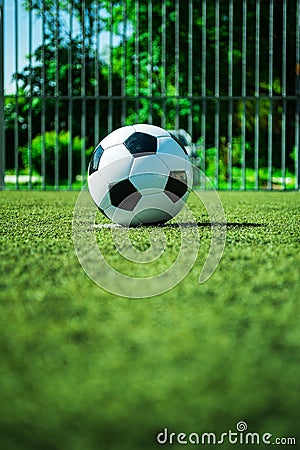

[0,0,5,189]
[296,0,300,190]
[296,63,300,188]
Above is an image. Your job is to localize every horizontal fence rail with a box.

[0,0,300,190]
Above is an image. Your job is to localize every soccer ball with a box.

[88,124,193,226]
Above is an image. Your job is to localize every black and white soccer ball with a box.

[88,124,193,226]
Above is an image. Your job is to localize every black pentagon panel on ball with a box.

[164,170,188,203]
[124,132,157,157]
[169,133,188,156]
[88,144,104,175]
[109,179,142,211]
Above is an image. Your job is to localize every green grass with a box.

[1,190,300,450]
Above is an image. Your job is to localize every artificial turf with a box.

[0,190,300,449]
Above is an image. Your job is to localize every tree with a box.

[5,0,299,180]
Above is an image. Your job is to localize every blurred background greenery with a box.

[3,0,299,187]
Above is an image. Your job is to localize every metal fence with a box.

[1,0,300,190]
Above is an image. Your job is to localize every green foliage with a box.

[19,131,93,184]
[5,0,298,176]
[195,134,296,190]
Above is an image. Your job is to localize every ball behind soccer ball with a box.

[88,124,193,226]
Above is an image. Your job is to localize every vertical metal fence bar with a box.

[108,1,113,132]
[254,0,260,190]
[267,0,273,190]
[227,0,233,190]
[54,1,60,189]
[134,0,139,123]
[296,0,300,190]
[161,0,166,129]
[107,2,113,133]
[188,0,193,137]
[175,0,179,130]
[81,0,86,184]
[95,1,100,141]
[214,0,220,189]
[28,0,33,190]
[281,0,287,190]
[148,0,153,123]
[41,0,46,190]
[0,0,4,189]
[201,0,206,187]
[241,0,247,190]
[121,0,127,126]
[14,0,19,189]
[67,0,73,188]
